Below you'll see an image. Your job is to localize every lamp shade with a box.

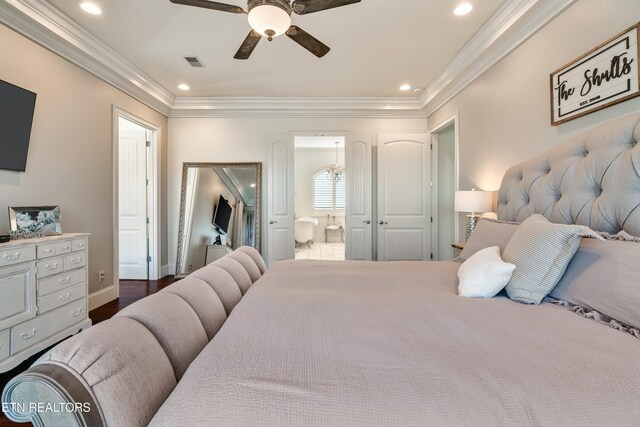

[454,190,493,213]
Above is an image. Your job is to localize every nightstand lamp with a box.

[455,189,493,241]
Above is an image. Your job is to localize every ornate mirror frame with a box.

[175,162,262,279]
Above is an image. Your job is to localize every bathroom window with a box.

[313,170,345,214]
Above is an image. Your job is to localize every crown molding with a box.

[0,0,175,115]
[0,0,574,119]
[170,96,426,118]
[420,0,576,116]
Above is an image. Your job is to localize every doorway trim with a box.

[429,111,460,259]
[102,106,161,309]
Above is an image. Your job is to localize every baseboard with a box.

[88,285,117,311]
[163,264,175,277]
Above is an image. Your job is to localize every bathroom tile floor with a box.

[295,242,345,261]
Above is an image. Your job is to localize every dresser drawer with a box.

[37,282,86,314]
[37,243,57,259]
[36,256,64,278]
[55,241,72,255]
[64,252,86,270]
[0,263,37,330]
[38,268,87,296]
[0,329,9,361]
[0,246,36,268]
[11,299,86,354]
[72,239,87,252]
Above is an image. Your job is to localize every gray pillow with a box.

[551,232,640,329]
[503,214,603,304]
[458,219,520,261]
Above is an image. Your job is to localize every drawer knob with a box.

[77,243,84,248]
[59,277,71,285]
[62,246,69,250]
[21,328,37,340]
[59,293,71,302]
[71,307,83,317]
[45,248,52,253]
[71,258,82,264]
[46,263,59,271]
[3,252,20,261]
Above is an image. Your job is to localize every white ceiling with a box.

[48,0,505,98]
[216,167,257,206]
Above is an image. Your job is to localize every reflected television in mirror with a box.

[176,162,262,278]
[212,195,232,234]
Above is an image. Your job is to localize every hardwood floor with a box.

[0,277,177,427]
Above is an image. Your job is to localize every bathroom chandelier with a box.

[326,141,344,182]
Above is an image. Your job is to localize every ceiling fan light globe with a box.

[248,4,291,38]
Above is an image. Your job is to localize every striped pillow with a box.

[503,214,603,304]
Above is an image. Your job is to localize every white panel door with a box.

[267,136,295,266]
[118,117,148,279]
[377,133,431,261]
[345,134,372,260]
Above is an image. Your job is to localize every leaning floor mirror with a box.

[176,162,262,278]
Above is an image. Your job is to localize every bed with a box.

[151,259,640,426]
[3,114,640,426]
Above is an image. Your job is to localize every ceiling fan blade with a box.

[234,30,262,60]
[292,0,360,15]
[286,26,330,58]
[169,0,245,14]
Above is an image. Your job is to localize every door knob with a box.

[363,220,371,224]
[378,220,388,225]
[269,220,278,225]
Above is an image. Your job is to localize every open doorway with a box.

[431,114,459,261]
[294,136,346,261]
[115,110,160,282]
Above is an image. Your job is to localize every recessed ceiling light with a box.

[178,83,190,91]
[399,84,411,91]
[454,3,473,16]
[80,2,102,15]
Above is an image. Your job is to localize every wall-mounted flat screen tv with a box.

[0,80,37,172]
[212,195,232,234]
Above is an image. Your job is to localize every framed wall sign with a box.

[550,23,639,126]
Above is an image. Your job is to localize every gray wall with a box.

[0,24,169,294]
[428,0,640,197]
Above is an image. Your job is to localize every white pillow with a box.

[457,246,516,298]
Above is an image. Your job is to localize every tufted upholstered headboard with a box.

[497,113,640,236]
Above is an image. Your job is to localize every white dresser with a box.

[0,233,92,372]
[205,244,233,265]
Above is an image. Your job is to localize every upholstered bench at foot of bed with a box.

[1,246,266,427]
[189,245,265,313]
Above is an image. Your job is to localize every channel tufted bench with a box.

[1,246,266,427]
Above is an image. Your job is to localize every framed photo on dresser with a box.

[9,205,62,235]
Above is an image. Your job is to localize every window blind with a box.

[313,172,345,211]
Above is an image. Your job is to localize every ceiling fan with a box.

[169,0,361,59]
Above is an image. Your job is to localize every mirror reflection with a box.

[176,162,261,278]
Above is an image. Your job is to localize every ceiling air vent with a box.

[184,56,205,68]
